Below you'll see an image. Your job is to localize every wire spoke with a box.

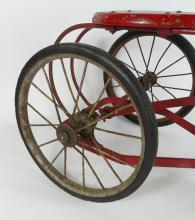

[42,67,62,123]
[150,87,154,102]
[31,83,67,114]
[71,62,88,122]
[27,102,57,130]
[95,127,142,140]
[112,84,120,88]
[64,147,67,178]
[38,138,58,148]
[88,78,111,118]
[60,59,80,112]
[156,56,185,76]
[154,84,191,92]
[154,83,177,99]
[76,103,133,133]
[92,138,123,184]
[137,37,147,68]
[148,86,159,101]
[30,124,59,127]
[82,148,85,188]
[73,146,104,189]
[154,42,172,72]
[146,36,156,70]
[50,147,65,166]
[121,61,144,75]
[79,140,135,168]
[157,73,192,78]
[123,46,143,77]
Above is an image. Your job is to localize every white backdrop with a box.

[0,0,195,220]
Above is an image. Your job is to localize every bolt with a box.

[175,18,181,23]
[59,133,70,144]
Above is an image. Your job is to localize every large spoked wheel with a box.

[15,43,158,202]
[105,32,195,127]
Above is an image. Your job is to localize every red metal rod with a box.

[158,109,195,134]
[118,156,195,169]
[154,157,195,168]
[78,139,195,168]
[96,96,195,133]
[77,139,137,165]
[97,96,195,114]
[152,96,195,111]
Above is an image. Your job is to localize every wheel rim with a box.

[17,51,147,198]
[107,33,195,125]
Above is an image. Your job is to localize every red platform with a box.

[93,10,195,29]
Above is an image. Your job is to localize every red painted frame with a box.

[53,11,195,169]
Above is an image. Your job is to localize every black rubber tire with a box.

[15,43,158,202]
[106,32,195,127]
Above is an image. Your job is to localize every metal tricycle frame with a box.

[52,11,195,169]
[15,10,195,202]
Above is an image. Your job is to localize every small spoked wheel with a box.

[105,32,195,126]
[15,43,158,202]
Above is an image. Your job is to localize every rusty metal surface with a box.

[93,10,195,29]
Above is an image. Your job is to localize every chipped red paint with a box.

[93,10,195,29]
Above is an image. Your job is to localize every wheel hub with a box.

[73,110,98,138]
[138,71,157,90]
[56,124,77,148]
[57,110,99,147]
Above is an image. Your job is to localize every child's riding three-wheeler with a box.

[15,11,195,202]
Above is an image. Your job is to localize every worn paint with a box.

[93,10,195,29]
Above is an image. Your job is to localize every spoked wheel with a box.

[15,43,158,202]
[105,32,195,126]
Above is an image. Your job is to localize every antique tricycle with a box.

[15,11,195,202]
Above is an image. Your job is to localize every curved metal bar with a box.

[75,27,92,43]
[70,28,94,106]
[49,24,105,112]
[54,23,104,44]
